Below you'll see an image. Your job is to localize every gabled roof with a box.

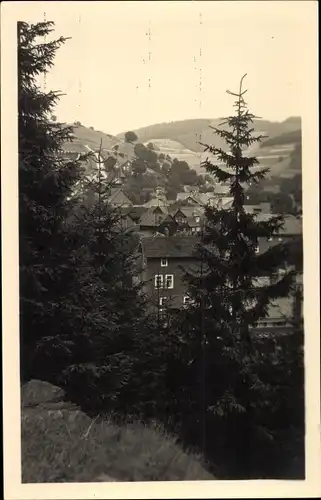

[143,192,169,208]
[168,201,185,213]
[119,206,134,217]
[179,206,203,218]
[128,206,148,221]
[159,214,177,225]
[176,191,219,207]
[198,193,214,205]
[176,192,199,203]
[139,210,167,227]
[143,235,198,258]
[153,206,167,214]
[107,188,133,206]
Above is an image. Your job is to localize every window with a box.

[154,274,164,289]
[160,257,168,267]
[159,297,169,322]
[195,216,200,223]
[255,245,260,254]
[268,237,273,242]
[278,237,283,242]
[183,295,194,306]
[159,296,167,306]
[165,274,174,289]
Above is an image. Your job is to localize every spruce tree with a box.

[61,145,150,415]
[183,75,296,477]
[18,21,84,382]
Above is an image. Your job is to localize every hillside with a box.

[62,123,136,160]
[116,116,301,178]
[118,117,301,153]
[22,380,215,482]
[144,138,202,171]
[64,118,302,182]
[260,129,301,148]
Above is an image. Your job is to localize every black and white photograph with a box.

[1,0,320,498]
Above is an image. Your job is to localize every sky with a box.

[21,1,312,135]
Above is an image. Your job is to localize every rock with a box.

[21,379,65,407]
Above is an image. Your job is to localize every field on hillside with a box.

[62,120,301,180]
[145,138,203,171]
[118,117,301,153]
[62,124,136,161]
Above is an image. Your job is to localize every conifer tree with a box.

[18,21,84,382]
[183,75,296,477]
[61,145,150,415]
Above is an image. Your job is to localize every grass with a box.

[21,403,215,483]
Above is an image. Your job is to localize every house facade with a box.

[140,215,303,331]
[141,235,199,309]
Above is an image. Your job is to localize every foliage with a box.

[124,130,138,143]
[59,150,149,414]
[18,21,85,382]
[180,75,300,477]
[19,22,304,480]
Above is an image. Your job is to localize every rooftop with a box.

[139,211,166,227]
[142,235,198,258]
[173,206,204,218]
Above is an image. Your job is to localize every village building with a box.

[141,235,198,310]
[170,206,204,234]
[106,187,133,207]
[140,214,303,332]
[143,186,169,209]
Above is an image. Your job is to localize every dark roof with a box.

[107,187,133,205]
[168,201,185,213]
[119,206,134,217]
[127,206,148,221]
[139,209,166,227]
[179,207,203,217]
[143,235,198,258]
[159,214,177,225]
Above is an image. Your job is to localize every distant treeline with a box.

[260,129,302,148]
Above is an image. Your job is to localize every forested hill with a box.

[117,117,301,153]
